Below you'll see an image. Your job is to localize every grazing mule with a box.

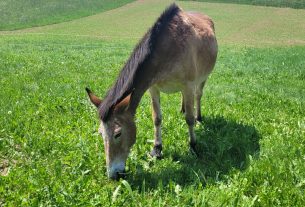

[86,4,217,180]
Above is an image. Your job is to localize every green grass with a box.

[1,35,304,206]
[0,0,134,31]
[1,0,305,206]
[183,0,305,9]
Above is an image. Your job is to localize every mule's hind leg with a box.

[149,87,162,159]
[195,81,206,122]
[183,86,197,154]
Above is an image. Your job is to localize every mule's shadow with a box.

[128,116,260,189]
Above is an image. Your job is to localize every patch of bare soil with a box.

[0,159,9,176]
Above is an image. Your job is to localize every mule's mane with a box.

[99,3,181,121]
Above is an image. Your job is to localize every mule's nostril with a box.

[109,165,127,180]
[109,171,120,180]
[117,170,127,179]
[110,171,125,180]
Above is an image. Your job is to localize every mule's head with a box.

[86,88,136,180]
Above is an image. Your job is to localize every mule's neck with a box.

[127,63,156,116]
[127,89,146,117]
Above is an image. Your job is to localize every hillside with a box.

[0,0,134,30]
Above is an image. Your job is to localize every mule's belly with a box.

[154,80,184,93]
[151,39,215,94]
[153,69,209,94]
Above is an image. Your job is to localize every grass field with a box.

[1,0,305,206]
[0,0,134,31]
[2,0,305,46]
[186,0,305,9]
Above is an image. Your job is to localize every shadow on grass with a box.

[128,116,260,189]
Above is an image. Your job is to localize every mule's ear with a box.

[114,94,131,112]
[86,87,102,108]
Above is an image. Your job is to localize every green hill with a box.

[2,0,305,47]
[182,0,305,9]
[0,0,134,31]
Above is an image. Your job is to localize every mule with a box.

[86,3,217,180]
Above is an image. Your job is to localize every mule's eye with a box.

[114,127,122,139]
[114,131,121,139]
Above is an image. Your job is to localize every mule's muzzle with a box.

[110,169,127,180]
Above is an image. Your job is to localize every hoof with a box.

[190,142,199,157]
[180,108,185,114]
[150,144,162,159]
[196,115,203,123]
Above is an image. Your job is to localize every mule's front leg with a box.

[183,86,197,154]
[149,87,162,159]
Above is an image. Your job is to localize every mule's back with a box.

[151,9,218,93]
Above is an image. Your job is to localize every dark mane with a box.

[99,3,181,121]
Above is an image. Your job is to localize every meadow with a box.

[0,0,134,30]
[186,0,305,9]
[1,0,305,206]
